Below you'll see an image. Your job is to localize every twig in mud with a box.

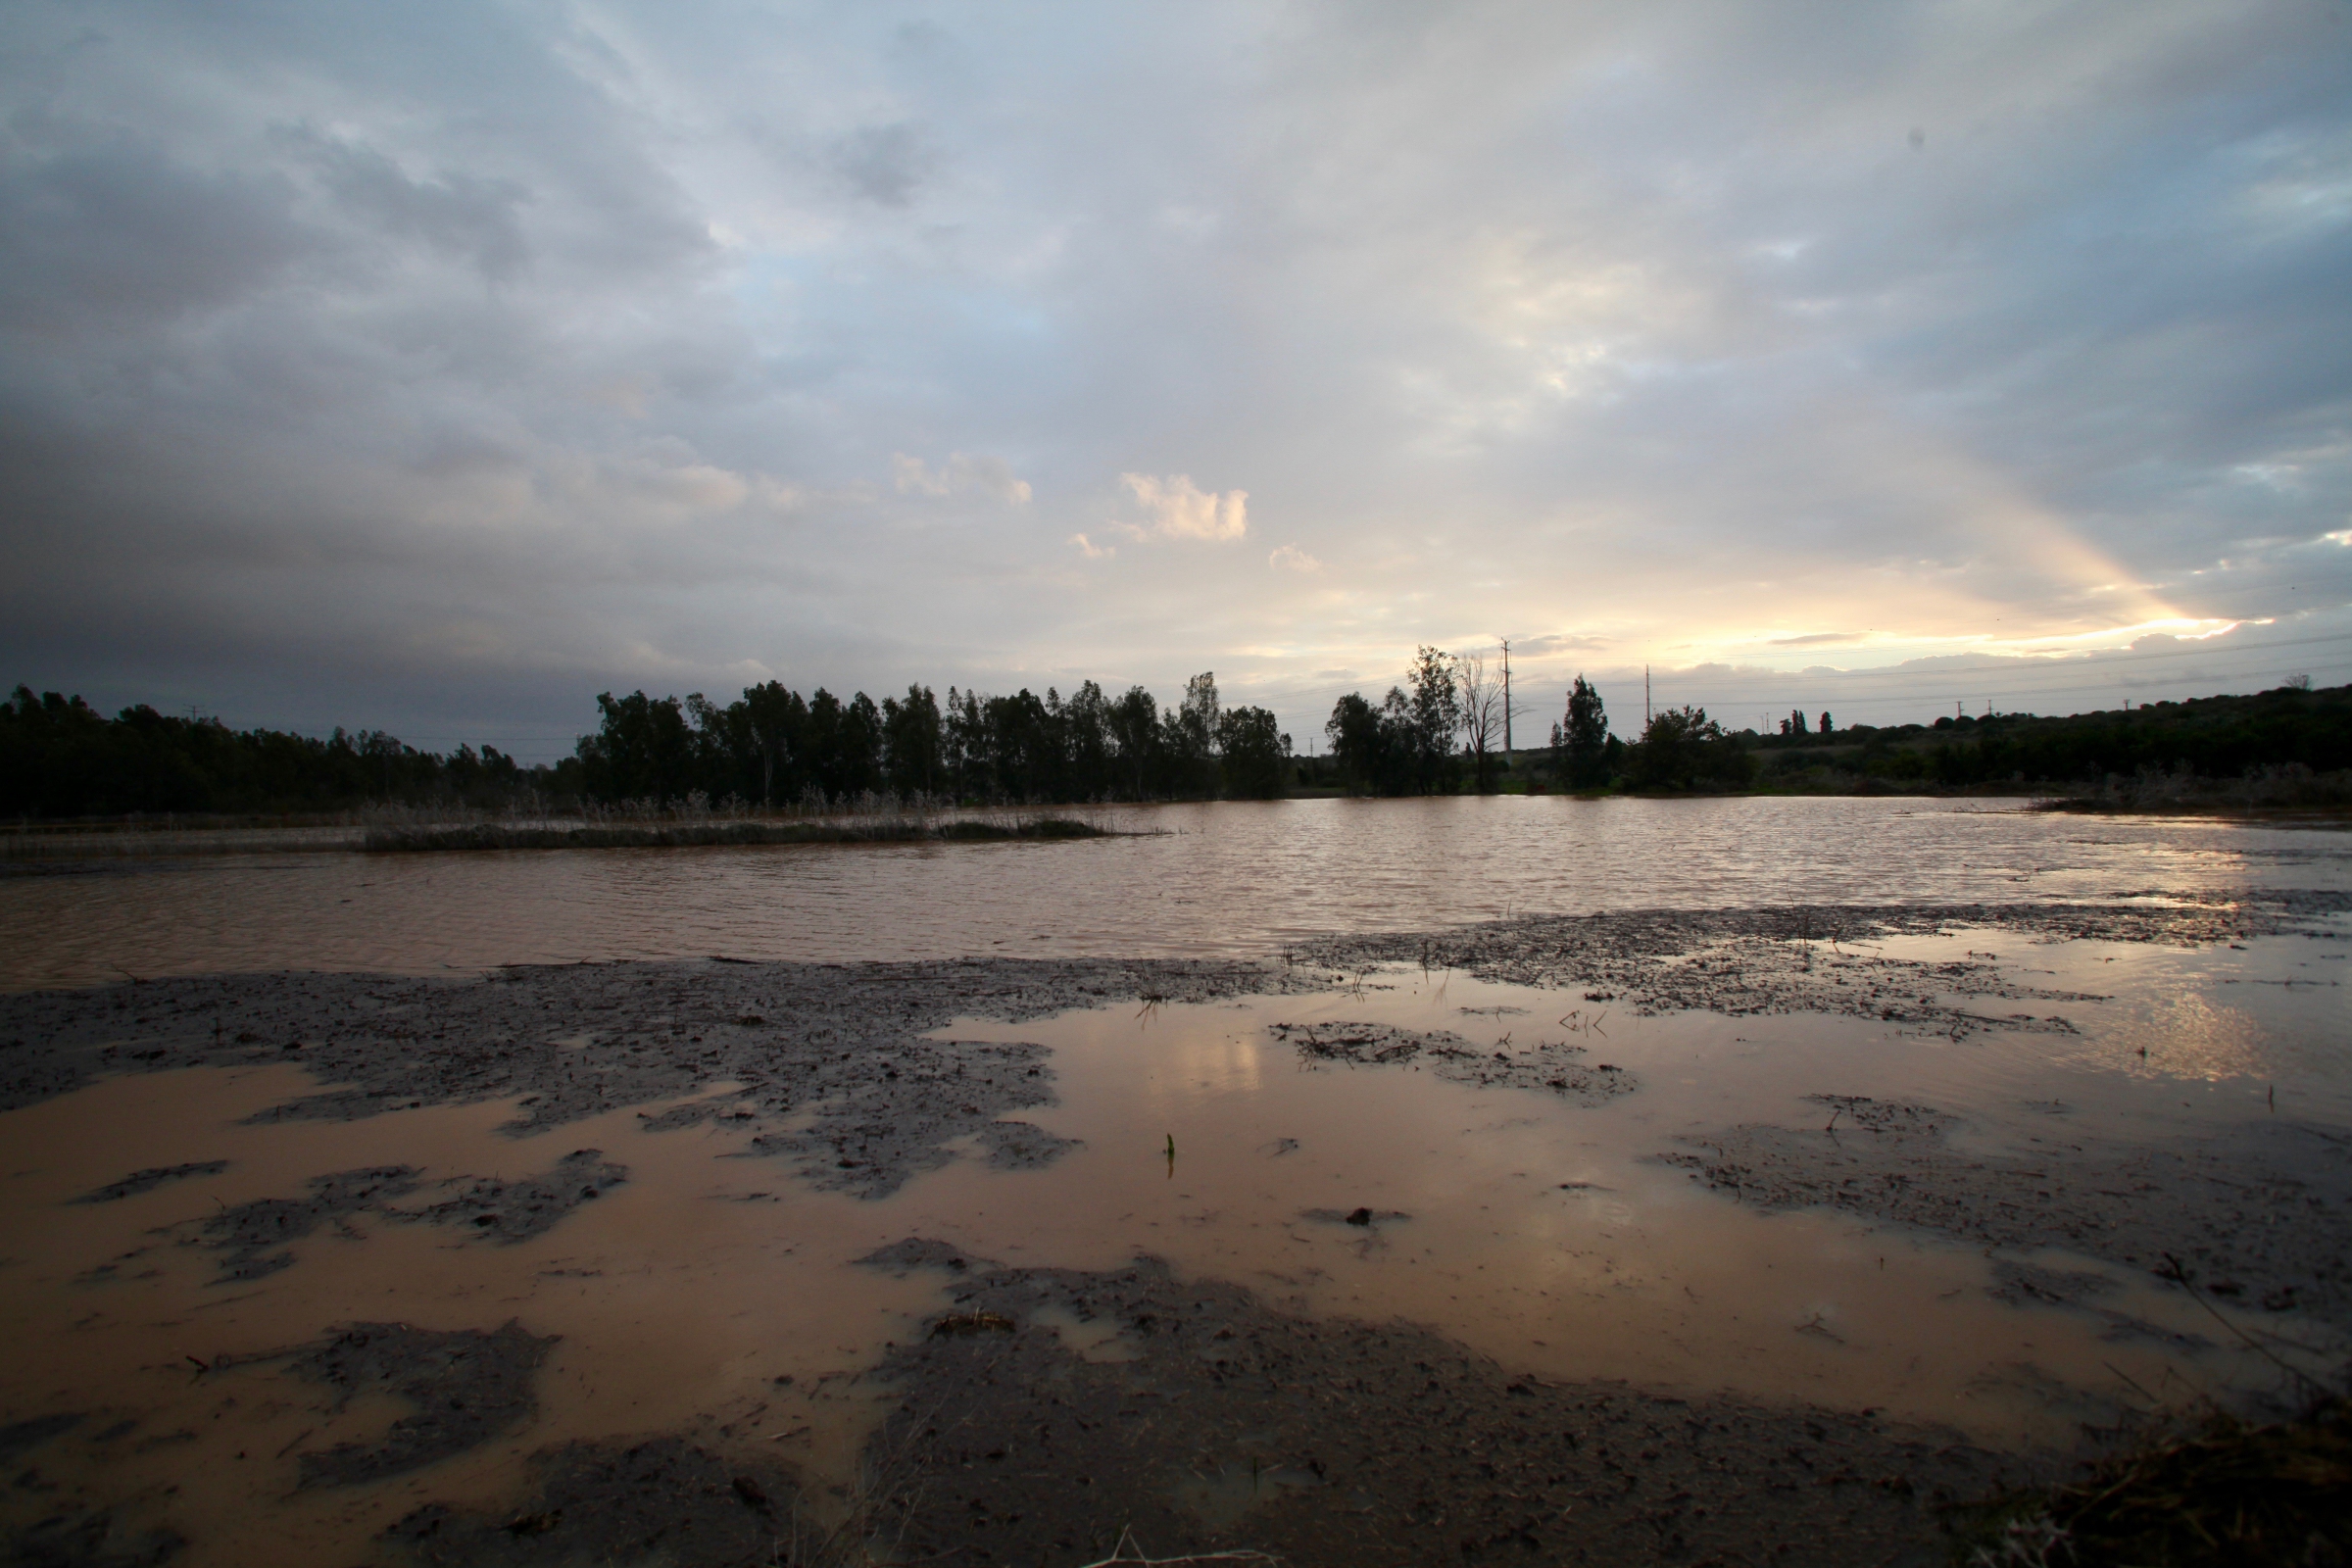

[2154,1253,2330,1398]
[1075,1526,1283,1568]
[2101,1361,2159,1409]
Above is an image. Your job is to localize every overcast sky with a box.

[3,1,2348,759]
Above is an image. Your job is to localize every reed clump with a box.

[1953,1394,2351,1566]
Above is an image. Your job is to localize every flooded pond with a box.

[1,796,2346,989]
[1,799,2347,1565]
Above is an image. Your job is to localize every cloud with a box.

[283,127,533,281]
[2,1,2349,760]
[1117,473,1248,542]
[893,453,1032,504]
[1268,544,1319,571]
[1769,631,1867,647]
[831,122,936,208]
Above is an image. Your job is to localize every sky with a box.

[2,0,2349,760]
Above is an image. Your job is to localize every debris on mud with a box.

[866,1256,2023,1567]
[381,1436,804,1567]
[1659,1101,2352,1327]
[195,1165,419,1282]
[400,1149,627,1243]
[1298,895,2352,1034]
[1300,1206,1410,1227]
[287,1320,558,1489]
[0,956,1324,1200]
[1271,1021,1640,1104]
[70,1160,228,1204]
[1950,1395,2352,1568]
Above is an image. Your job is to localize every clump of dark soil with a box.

[0,956,1323,1200]
[195,1165,418,1282]
[400,1149,627,1243]
[286,1320,558,1488]
[1298,894,2351,1036]
[1271,1021,1639,1104]
[865,1255,2023,1567]
[971,1119,1083,1170]
[856,1238,986,1275]
[1953,1395,2352,1567]
[70,1162,227,1204]
[1658,1100,2352,1327]
[381,1436,806,1566]
[0,1413,82,1463]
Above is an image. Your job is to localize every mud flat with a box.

[1659,1100,2352,1325]
[1,896,2346,1565]
[860,1250,2014,1567]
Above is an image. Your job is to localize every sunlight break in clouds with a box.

[1116,474,1249,543]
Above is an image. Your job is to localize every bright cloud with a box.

[1117,474,1249,543]
[1268,545,1320,571]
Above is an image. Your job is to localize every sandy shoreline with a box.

[2,898,2345,1565]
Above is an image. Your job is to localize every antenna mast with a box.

[1500,639,1512,756]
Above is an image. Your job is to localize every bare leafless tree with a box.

[1458,653,1504,793]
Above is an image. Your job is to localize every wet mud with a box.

[70,1162,228,1204]
[382,1438,805,1567]
[1658,1100,2352,1327]
[1271,1021,1639,1104]
[0,957,1320,1200]
[198,1165,421,1282]
[1300,894,2352,1036]
[865,1254,2021,1567]
[4,898,2348,1566]
[401,1149,628,1244]
[279,1320,559,1489]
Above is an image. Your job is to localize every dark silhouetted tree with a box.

[1217,706,1289,798]
[1551,674,1611,788]
[1627,705,1755,791]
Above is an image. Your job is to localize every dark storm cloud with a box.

[0,1,2346,756]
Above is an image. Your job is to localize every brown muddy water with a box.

[1,796,2345,988]
[1,799,2348,1565]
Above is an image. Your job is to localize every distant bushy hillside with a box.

[1753,682,2351,788]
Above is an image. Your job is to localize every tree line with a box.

[7,669,2341,819]
[1317,653,1752,794]
[0,672,1293,818]
[575,672,1291,807]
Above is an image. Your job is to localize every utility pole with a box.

[1644,665,1651,728]
[1500,640,1512,756]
